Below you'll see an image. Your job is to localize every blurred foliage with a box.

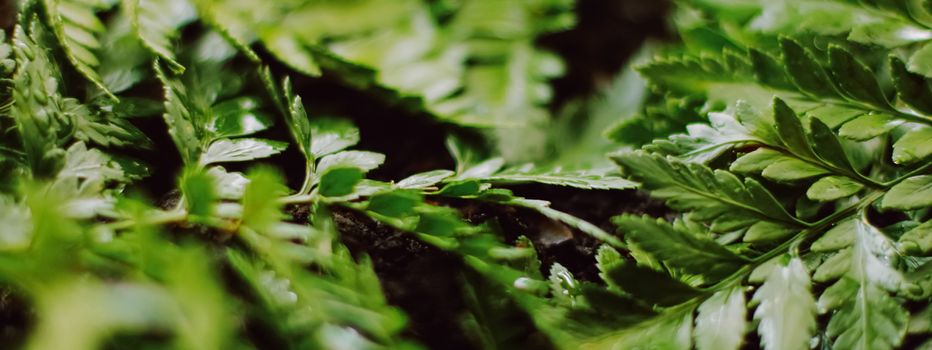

[1,0,928,349]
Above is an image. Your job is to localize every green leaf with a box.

[258,28,321,77]
[316,151,385,174]
[457,157,506,180]
[761,158,829,182]
[208,97,274,138]
[749,48,793,90]
[309,118,360,159]
[595,245,623,289]
[815,220,908,350]
[199,138,287,165]
[395,169,455,189]
[240,167,287,229]
[613,215,746,281]
[898,220,932,255]
[807,176,863,202]
[180,168,215,217]
[154,61,201,164]
[56,142,124,182]
[318,167,364,197]
[907,41,932,78]
[811,219,856,252]
[808,117,857,173]
[577,307,694,350]
[744,221,797,243]
[838,114,903,141]
[601,261,700,306]
[366,190,421,217]
[126,0,191,73]
[827,46,890,108]
[892,126,932,164]
[752,257,817,350]
[780,38,839,98]
[645,108,763,163]
[890,56,932,115]
[43,0,115,99]
[772,98,816,159]
[206,166,248,200]
[730,148,784,174]
[278,79,312,160]
[479,166,637,190]
[613,151,801,231]
[882,175,932,210]
[695,287,746,350]
[826,281,909,350]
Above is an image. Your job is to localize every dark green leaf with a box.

[180,168,215,217]
[807,176,863,202]
[892,126,932,164]
[882,175,932,210]
[613,215,746,281]
[827,46,891,108]
[602,261,700,306]
[890,57,932,115]
[752,257,817,350]
[838,114,902,141]
[318,167,364,197]
[780,38,839,98]
[695,287,746,350]
[208,97,274,138]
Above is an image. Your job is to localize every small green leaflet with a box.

[882,175,932,210]
[180,168,216,218]
[126,0,193,72]
[154,61,201,164]
[613,215,747,281]
[827,46,891,109]
[898,220,932,255]
[199,138,287,166]
[907,41,932,78]
[476,166,637,190]
[892,126,932,165]
[695,287,746,350]
[395,169,455,189]
[316,151,385,174]
[807,176,864,202]
[43,0,116,99]
[56,142,124,182]
[318,167,364,198]
[208,97,274,138]
[752,257,817,350]
[838,114,903,141]
[309,118,360,160]
[613,150,802,232]
[780,38,839,98]
[600,260,700,306]
[281,77,313,159]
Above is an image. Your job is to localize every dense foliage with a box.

[0,0,929,349]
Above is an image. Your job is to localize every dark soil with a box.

[328,184,670,348]
[333,208,479,350]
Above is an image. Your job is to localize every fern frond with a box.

[42,0,116,99]
[125,0,193,73]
